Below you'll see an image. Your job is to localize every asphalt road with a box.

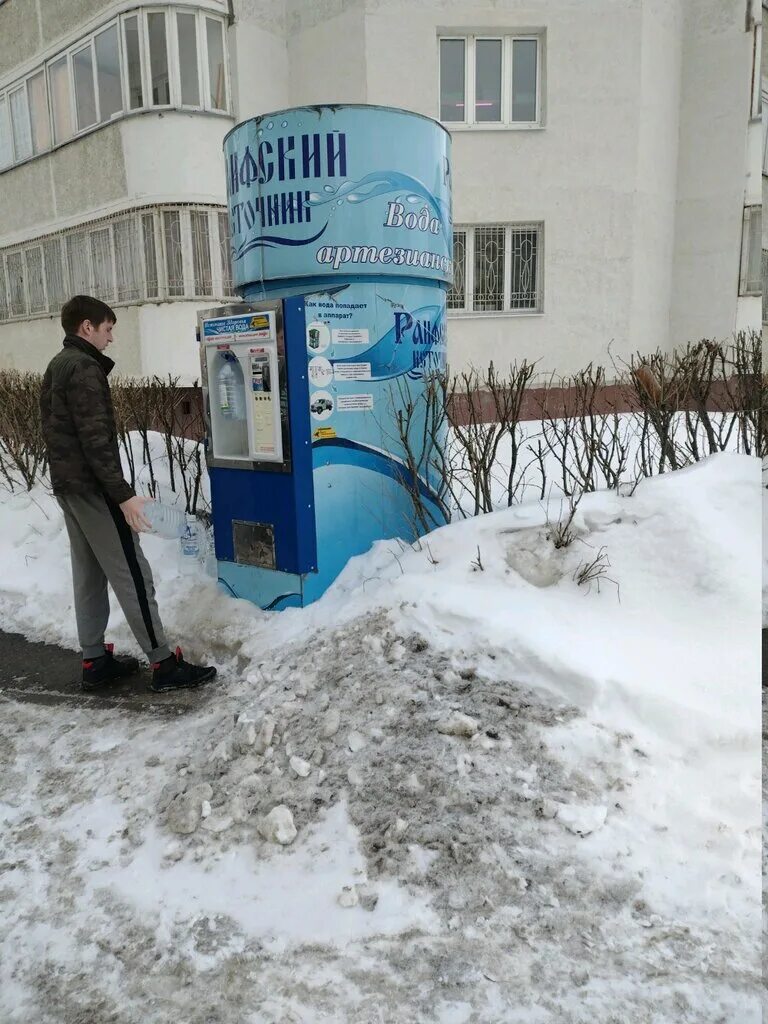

[2,628,766,712]
[0,629,211,715]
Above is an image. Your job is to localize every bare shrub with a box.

[0,370,47,491]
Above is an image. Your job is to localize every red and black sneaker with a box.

[82,643,140,691]
[151,647,217,693]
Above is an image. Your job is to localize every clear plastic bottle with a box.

[141,501,187,539]
[179,515,201,575]
[217,352,246,420]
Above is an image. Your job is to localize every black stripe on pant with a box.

[105,495,158,652]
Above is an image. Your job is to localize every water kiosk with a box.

[200,105,452,609]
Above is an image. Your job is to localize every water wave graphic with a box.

[233,223,329,262]
[306,171,450,240]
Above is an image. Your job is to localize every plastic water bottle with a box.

[141,501,187,539]
[179,515,201,575]
[217,352,246,420]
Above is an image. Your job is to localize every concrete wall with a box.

[0,300,215,382]
[0,306,142,377]
[286,5,368,106]
[669,0,754,346]
[628,0,682,357]
[357,0,649,376]
[0,113,232,248]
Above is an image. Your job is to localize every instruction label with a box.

[332,327,369,345]
[337,394,374,412]
[334,362,371,382]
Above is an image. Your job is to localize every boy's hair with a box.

[61,295,117,335]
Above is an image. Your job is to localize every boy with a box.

[40,295,216,693]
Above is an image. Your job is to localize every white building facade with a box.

[0,0,762,381]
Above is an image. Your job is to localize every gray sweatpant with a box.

[57,492,172,663]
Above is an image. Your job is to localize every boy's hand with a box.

[120,495,152,533]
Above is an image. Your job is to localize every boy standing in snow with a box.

[40,295,217,694]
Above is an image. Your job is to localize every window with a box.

[475,39,502,122]
[206,17,226,110]
[90,227,114,297]
[177,13,201,106]
[7,252,26,317]
[148,12,171,106]
[218,211,234,295]
[49,56,74,145]
[0,266,7,321]
[67,232,90,294]
[191,210,212,294]
[27,72,51,153]
[163,209,185,296]
[0,204,233,317]
[73,43,98,130]
[123,16,144,109]
[447,230,466,309]
[95,25,122,121]
[25,247,45,312]
[142,213,159,298]
[449,224,543,314]
[473,226,505,310]
[762,250,768,324]
[751,23,762,119]
[0,96,12,169]
[114,217,141,301]
[43,238,67,311]
[739,206,762,296]
[512,39,538,122]
[0,8,231,173]
[440,39,465,122]
[439,35,541,126]
[9,87,32,161]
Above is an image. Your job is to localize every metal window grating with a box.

[0,204,235,321]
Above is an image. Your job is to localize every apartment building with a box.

[0,0,761,381]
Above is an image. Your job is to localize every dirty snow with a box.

[0,449,761,1023]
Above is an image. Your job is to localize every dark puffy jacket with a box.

[40,335,135,505]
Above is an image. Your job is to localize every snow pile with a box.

[0,450,761,1023]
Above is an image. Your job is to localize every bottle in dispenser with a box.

[217,351,246,421]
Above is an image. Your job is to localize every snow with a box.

[0,443,761,1023]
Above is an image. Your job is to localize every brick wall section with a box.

[159,380,747,441]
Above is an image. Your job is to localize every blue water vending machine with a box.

[201,105,453,610]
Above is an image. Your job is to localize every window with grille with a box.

[0,204,234,318]
[142,213,159,299]
[0,8,230,173]
[163,210,185,297]
[7,252,25,317]
[43,238,67,310]
[447,230,466,309]
[439,35,541,127]
[762,249,768,324]
[0,266,8,320]
[449,224,542,314]
[218,212,234,296]
[67,232,91,294]
[25,247,45,312]
[90,227,114,298]
[114,218,140,302]
[739,206,762,296]
[191,210,212,295]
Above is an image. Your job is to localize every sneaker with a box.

[151,647,217,693]
[82,643,140,690]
